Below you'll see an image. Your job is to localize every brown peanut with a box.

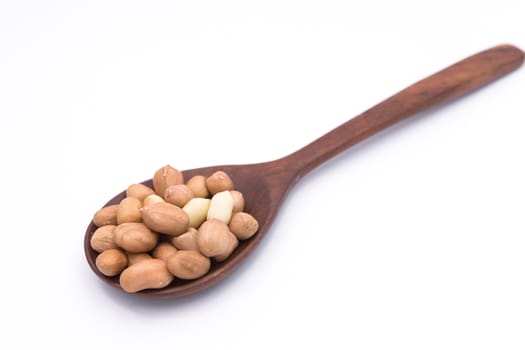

[90,225,118,253]
[152,242,178,262]
[143,194,165,207]
[126,252,152,266]
[113,222,158,253]
[214,231,238,262]
[93,204,119,227]
[117,197,142,224]
[153,165,184,197]
[206,171,234,195]
[167,250,210,280]
[164,184,194,207]
[119,259,173,293]
[171,227,199,251]
[197,219,232,257]
[126,183,155,202]
[142,202,189,236]
[229,212,259,240]
[95,249,128,277]
[230,190,245,213]
[186,175,209,198]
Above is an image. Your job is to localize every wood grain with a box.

[282,44,525,180]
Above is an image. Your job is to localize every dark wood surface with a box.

[84,44,524,298]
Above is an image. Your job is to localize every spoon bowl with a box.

[84,161,294,298]
[84,44,524,298]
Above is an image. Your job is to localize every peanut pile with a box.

[90,165,259,293]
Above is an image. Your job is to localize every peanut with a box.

[119,259,173,293]
[171,228,199,251]
[229,212,259,240]
[167,250,210,280]
[206,171,234,195]
[153,165,184,197]
[207,190,234,224]
[126,252,152,266]
[197,219,232,257]
[230,190,245,213]
[186,175,209,198]
[113,222,158,253]
[93,204,119,227]
[126,183,155,202]
[117,197,142,224]
[142,202,189,236]
[214,231,238,262]
[143,194,165,207]
[164,184,194,208]
[152,242,178,262]
[182,198,210,228]
[95,248,128,277]
[90,225,118,253]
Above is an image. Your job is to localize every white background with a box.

[1,1,524,348]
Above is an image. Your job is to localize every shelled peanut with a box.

[90,165,259,293]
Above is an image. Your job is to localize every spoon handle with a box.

[284,44,524,180]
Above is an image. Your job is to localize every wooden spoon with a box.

[84,44,524,298]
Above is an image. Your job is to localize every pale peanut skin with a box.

[167,250,210,280]
[153,165,184,197]
[93,205,119,226]
[229,212,259,240]
[113,222,158,253]
[186,175,209,198]
[119,259,174,293]
[95,249,128,277]
[171,228,199,251]
[206,171,234,195]
[182,198,210,228]
[90,225,118,253]
[164,184,194,208]
[197,219,232,257]
[126,252,152,266]
[152,242,178,262]
[117,197,142,224]
[126,183,155,202]
[207,190,234,224]
[142,202,189,236]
